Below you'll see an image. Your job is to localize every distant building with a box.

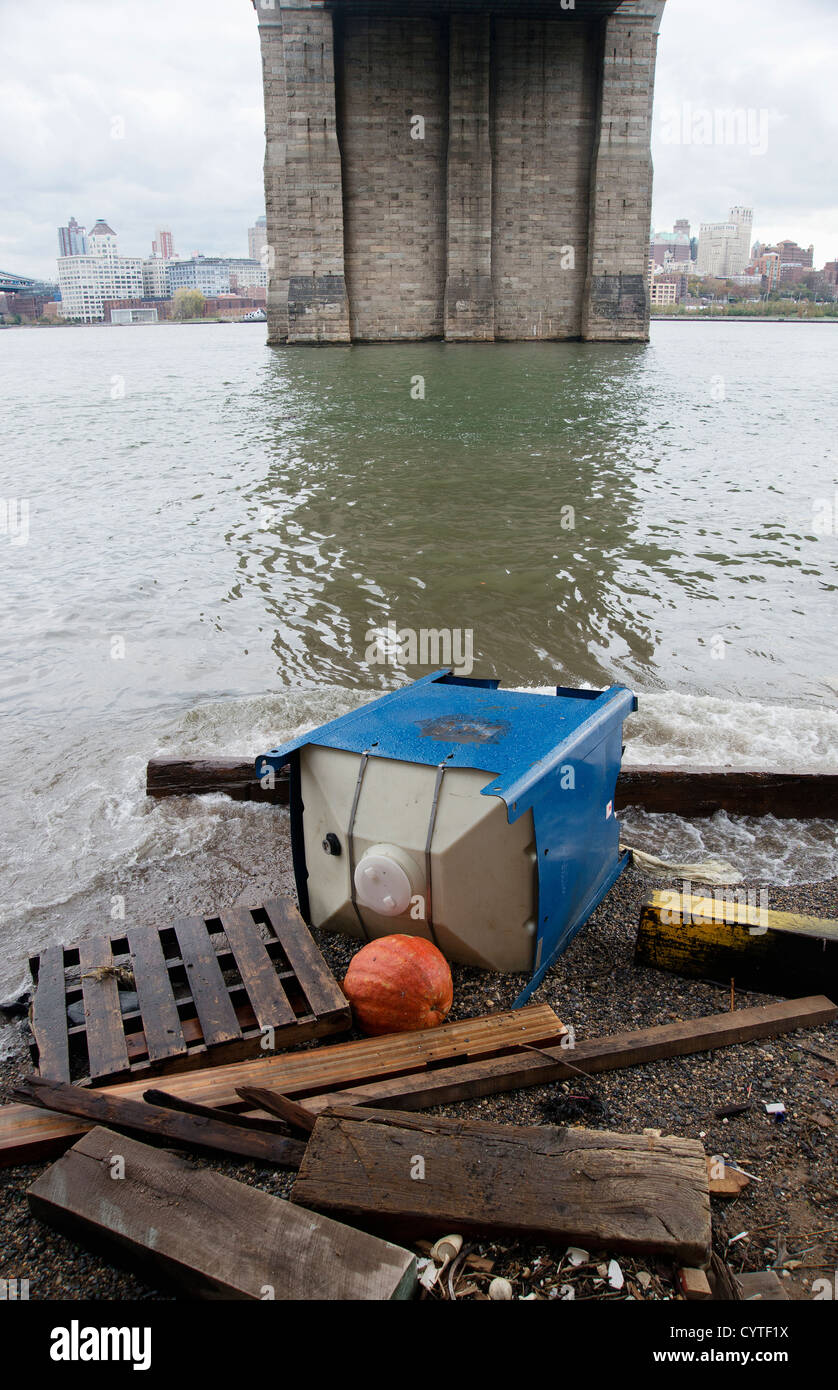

[823,261,838,292]
[57,220,143,322]
[109,306,159,325]
[152,228,175,260]
[142,257,173,299]
[650,280,678,306]
[167,256,268,297]
[771,239,815,270]
[697,207,754,278]
[248,215,268,265]
[57,217,88,257]
[104,298,171,322]
[650,220,693,268]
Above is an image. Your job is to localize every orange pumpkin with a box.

[343,935,454,1037]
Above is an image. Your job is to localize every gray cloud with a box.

[1,0,836,282]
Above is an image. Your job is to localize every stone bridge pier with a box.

[251,0,666,343]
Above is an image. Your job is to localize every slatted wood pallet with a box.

[28,897,351,1086]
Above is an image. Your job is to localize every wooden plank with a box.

[28,1127,417,1300]
[146,757,289,805]
[616,766,838,819]
[173,915,240,1047]
[636,892,838,998]
[219,908,296,1032]
[30,946,71,1083]
[78,937,130,1081]
[12,1077,306,1168]
[275,994,838,1117]
[292,1108,712,1264]
[143,1089,293,1136]
[263,897,349,1018]
[126,926,187,1065]
[146,756,838,820]
[236,1086,317,1134]
[2,999,832,1167]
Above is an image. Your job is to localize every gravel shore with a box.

[1,839,836,1303]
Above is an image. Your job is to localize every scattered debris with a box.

[431,1234,463,1271]
[765,1102,787,1121]
[11,1075,306,1168]
[27,1126,417,1301]
[736,1271,791,1302]
[678,1267,713,1300]
[292,1107,712,1263]
[707,1157,751,1197]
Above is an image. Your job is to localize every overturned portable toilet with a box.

[258,671,637,1002]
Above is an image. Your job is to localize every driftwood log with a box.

[146,756,838,819]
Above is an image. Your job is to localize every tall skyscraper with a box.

[248,215,268,266]
[152,228,175,259]
[57,217,88,256]
[697,207,754,278]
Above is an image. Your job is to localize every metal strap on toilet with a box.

[347,751,371,940]
[422,764,446,950]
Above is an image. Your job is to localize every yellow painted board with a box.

[636,892,838,997]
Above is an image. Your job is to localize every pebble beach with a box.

[2,829,836,1304]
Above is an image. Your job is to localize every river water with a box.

[1,320,837,1022]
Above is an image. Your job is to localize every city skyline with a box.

[2,0,837,283]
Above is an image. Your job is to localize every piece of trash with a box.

[727,1231,749,1246]
[596,1263,609,1278]
[707,1156,751,1196]
[559,1284,576,1301]
[519,1292,538,1301]
[565,1246,588,1267]
[416,1258,439,1291]
[431,1234,463,1268]
[714,1102,752,1119]
[608,1259,625,1291]
[489,1277,513,1301]
[765,1102,787,1121]
[636,1271,652,1289]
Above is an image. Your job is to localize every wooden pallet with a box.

[28,897,351,1086]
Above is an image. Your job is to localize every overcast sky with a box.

[2,0,836,282]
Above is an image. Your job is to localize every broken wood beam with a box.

[277,995,838,1118]
[29,1126,417,1300]
[145,756,838,819]
[12,1076,306,1168]
[146,757,288,805]
[236,1086,317,1134]
[616,766,838,819]
[636,892,838,998]
[142,1087,293,1136]
[292,1108,712,1264]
